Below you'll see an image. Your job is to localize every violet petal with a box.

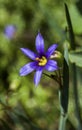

[20,62,37,76]
[35,33,44,54]
[4,25,16,39]
[46,44,58,58]
[45,60,58,71]
[20,48,37,60]
[34,67,43,86]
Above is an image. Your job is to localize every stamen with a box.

[35,56,47,66]
[35,57,40,61]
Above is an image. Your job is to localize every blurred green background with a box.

[0,0,82,130]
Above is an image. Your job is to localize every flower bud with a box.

[50,51,63,67]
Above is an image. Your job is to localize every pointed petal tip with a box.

[20,48,24,51]
[34,78,40,87]
[19,67,26,76]
[34,83,39,87]
[20,48,26,52]
[53,43,58,48]
[19,72,24,76]
[19,69,25,76]
[37,31,41,36]
[36,32,43,40]
[52,43,58,49]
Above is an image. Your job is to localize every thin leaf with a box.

[60,42,69,113]
[65,3,75,50]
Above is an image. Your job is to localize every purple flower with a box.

[20,33,58,86]
[4,25,16,39]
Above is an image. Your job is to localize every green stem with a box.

[59,91,67,130]
[59,114,67,130]
[72,64,82,130]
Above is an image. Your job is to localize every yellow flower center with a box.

[35,56,47,66]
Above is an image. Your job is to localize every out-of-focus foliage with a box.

[0,0,82,130]
[69,50,82,67]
